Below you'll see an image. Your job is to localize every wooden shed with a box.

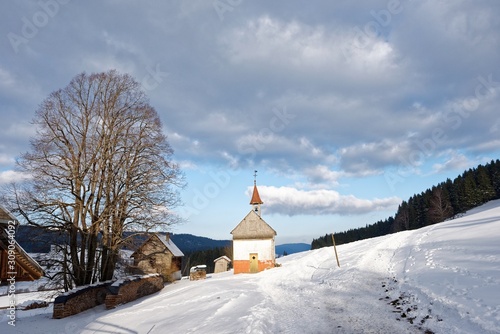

[213,255,231,273]
[130,233,184,281]
[0,205,44,282]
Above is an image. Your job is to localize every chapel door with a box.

[249,253,258,273]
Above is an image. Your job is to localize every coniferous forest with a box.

[311,159,500,250]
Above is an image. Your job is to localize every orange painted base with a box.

[233,260,275,274]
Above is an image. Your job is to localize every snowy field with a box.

[2,200,500,333]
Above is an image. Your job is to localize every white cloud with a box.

[302,165,343,187]
[0,66,44,102]
[0,154,14,166]
[219,15,401,81]
[6,121,36,139]
[175,160,199,171]
[432,151,476,174]
[339,139,412,174]
[250,185,400,216]
[0,170,31,185]
[0,67,16,87]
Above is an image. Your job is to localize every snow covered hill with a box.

[4,200,500,333]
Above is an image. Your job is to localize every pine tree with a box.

[476,165,496,203]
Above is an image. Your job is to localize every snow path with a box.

[3,200,500,333]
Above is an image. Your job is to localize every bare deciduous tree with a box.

[428,187,453,224]
[6,70,184,287]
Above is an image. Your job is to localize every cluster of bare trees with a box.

[4,70,184,288]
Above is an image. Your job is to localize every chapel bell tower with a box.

[250,170,263,216]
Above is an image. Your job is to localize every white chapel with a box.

[231,173,277,274]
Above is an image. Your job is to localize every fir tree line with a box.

[311,159,500,250]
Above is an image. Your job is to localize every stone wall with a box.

[105,274,164,309]
[52,274,164,319]
[189,270,206,281]
[53,281,112,319]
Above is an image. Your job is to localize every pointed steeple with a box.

[250,170,263,216]
[250,184,263,205]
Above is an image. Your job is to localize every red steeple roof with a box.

[250,184,263,205]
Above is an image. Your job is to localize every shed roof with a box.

[214,255,231,263]
[231,210,276,239]
[130,234,184,258]
[156,234,184,257]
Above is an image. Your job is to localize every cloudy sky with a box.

[1,1,500,244]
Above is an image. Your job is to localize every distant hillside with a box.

[15,224,307,256]
[15,225,65,253]
[169,234,231,253]
[276,243,310,256]
[312,159,500,249]
[14,225,231,255]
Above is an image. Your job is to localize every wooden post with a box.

[332,233,340,267]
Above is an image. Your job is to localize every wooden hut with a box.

[213,255,231,273]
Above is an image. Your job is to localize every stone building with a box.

[231,177,277,274]
[130,233,184,281]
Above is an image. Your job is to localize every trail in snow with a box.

[3,200,500,333]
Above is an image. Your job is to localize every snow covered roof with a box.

[130,233,184,258]
[190,265,207,272]
[214,255,231,263]
[156,234,184,257]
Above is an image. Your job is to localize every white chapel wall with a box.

[233,239,275,260]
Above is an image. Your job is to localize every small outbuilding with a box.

[213,255,231,273]
[130,233,184,281]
